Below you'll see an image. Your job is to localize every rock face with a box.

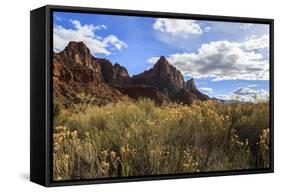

[185,78,209,101]
[185,78,197,91]
[131,56,184,97]
[53,41,103,84]
[98,58,129,85]
[53,41,209,105]
[53,41,129,104]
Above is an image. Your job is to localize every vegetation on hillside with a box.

[53,99,270,181]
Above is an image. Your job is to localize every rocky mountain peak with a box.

[131,56,185,97]
[62,41,94,69]
[185,78,197,91]
[154,56,177,75]
[53,41,103,84]
[113,63,129,77]
[53,42,210,106]
[97,59,129,85]
[185,78,209,101]
[155,56,170,67]
[65,41,90,55]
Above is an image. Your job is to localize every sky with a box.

[53,11,270,102]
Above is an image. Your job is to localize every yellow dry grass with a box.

[53,99,270,181]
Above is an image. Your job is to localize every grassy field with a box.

[53,99,270,181]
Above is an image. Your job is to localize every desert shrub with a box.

[257,128,270,168]
[53,99,270,180]
[53,101,61,119]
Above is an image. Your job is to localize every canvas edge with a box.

[30,5,48,186]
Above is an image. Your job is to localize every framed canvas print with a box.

[30,5,274,187]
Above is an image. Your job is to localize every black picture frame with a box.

[30,4,274,187]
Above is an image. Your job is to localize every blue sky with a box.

[53,11,270,101]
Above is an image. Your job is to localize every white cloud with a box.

[100,25,107,30]
[198,87,213,94]
[103,35,128,50]
[204,26,212,32]
[247,84,258,88]
[243,35,269,50]
[148,35,269,81]
[53,20,127,55]
[54,15,63,22]
[233,87,257,95]
[239,23,253,29]
[153,18,203,38]
[218,87,269,103]
[147,57,159,65]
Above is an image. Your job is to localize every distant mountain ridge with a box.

[53,41,209,105]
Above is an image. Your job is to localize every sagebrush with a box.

[53,99,270,181]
